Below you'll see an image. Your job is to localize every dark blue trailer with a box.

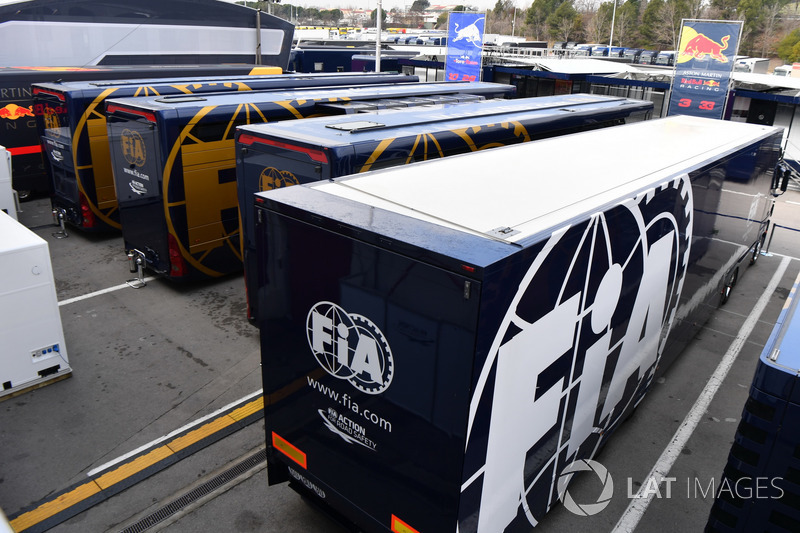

[655,50,677,66]
[288,48,385,73]
[236,93,654,324]
[706,270,800,532]
[32,72,418,232]
[623,48,644,62]
[0,64,281,200]
[105,81,515,282]
[254,115,782,532]
[638,50,659,64]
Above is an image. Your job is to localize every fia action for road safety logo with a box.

[306,301,394,395]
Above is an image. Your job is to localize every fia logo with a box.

[259,167,299,191]
[306,302,393,394]
[43,107,60,132]
[463,175,693,532]
[121,128,146,167]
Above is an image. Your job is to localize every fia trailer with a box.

[253,115,783,532]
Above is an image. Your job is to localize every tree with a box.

[527,0,563,41]
[756,1,784,57]
[548,1,581,41]
[586,2,614,44]
[525,1,551,40]
[640,0,686,49]
[708,0,738,20]
[494,0,515,14]
[738,0,791,56]
[778,28,800,62]
[369,7,388,27]
[303,7,321,23]
[410,0,431,12]
[613,1,640,47]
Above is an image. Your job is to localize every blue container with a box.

[706,273,800,532]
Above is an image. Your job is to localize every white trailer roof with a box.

[0,210,46,253]
[312,115,780,244]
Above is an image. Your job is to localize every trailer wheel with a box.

[720,268,738,305]
[749,234,765,266]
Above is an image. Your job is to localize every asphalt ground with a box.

[1,188,800,533]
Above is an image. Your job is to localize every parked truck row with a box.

[6,64,793,533]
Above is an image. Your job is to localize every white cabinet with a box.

[0,211,70,398]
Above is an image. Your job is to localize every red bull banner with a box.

[667,19,742,120]
[445,12,485,82]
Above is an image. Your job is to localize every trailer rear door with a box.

[260,209,481,533]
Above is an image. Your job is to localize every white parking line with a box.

[611,255,792,533]
[58,277,158,307]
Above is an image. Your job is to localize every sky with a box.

[0,0,510,13]
[293,1,505,11]
[0,0,509,12]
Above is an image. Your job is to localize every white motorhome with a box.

[735,57,770,74]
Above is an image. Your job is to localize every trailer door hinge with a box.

[464,280,471,300]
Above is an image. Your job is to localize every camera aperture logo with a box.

[306,301,393,394]
[557,459,614,516]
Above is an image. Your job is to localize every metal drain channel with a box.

[119,448,267,533]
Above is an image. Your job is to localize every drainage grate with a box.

[119,448,267,533]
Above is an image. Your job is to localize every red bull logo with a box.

[0,103,34,120]
[678,27,731,63]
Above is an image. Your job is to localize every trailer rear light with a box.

[272,432,307,468]
[106,104,156,123]
[79,192,96,228]
[167,233,187,277]
[32,87,65,101]
[391,515,420,533]
[6,145,42,156]
[237,134,328,163]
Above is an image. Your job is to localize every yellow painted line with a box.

[9,396,266,531]
[167,415,236,454]
[230,396,264,421]
[10,481,101,531]
[94,446,174,490]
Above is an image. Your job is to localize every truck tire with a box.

[720,268,738,305]
[749,234,765,266]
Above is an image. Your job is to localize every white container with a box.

[0,210,70,399]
